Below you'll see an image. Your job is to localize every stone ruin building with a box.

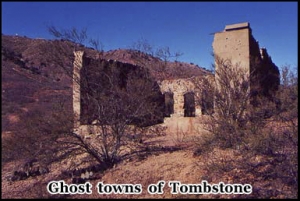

[213,22,280,102]
[73,51,165,136]
[73,22,280,136]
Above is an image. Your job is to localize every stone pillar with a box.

[195,91,202,116]
[173,92,184,117]
[73,51,84,129]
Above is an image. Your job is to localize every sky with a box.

[2,2,298,70]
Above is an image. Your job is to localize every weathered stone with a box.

[72,22,279,138]
[213,22,280,100]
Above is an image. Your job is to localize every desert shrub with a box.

[196,61,298,198]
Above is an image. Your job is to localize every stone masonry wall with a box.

[213,22,280,100]
[159,78,201,117]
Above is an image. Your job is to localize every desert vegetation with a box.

[195,57,298,198]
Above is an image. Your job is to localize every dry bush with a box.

[78,59,164,165]
[195,58,298,198]
[2,97,88,167]
[46,27,167,167]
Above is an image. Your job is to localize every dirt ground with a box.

[1,120,297,199]
[1,125,207,199]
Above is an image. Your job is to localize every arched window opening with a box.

[184,92,195,117]
[164,92,174,117]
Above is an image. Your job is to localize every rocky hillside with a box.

[102,49,209,80]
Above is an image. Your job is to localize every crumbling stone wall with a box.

[251,47,280,99]
[159,78,201,117]
[213,22,251,73]
[213,22,280,101]
[73,51,84,128]
[73,51,165,135]
[73,22,280,138]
